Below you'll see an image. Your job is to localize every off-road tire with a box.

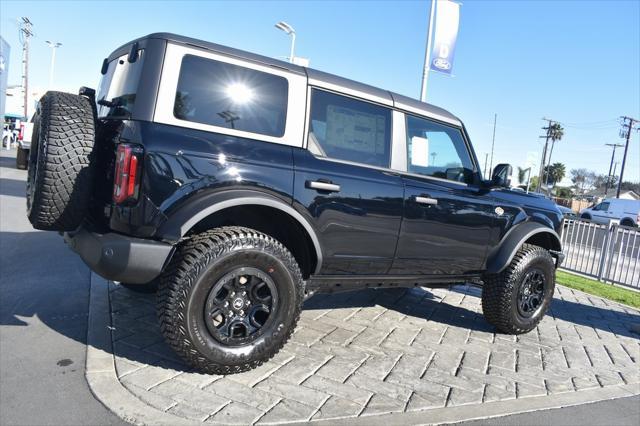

[119,280,159,294]
[481,244,555,334]
[26,91,96,231]
[157,226,304,374]
[16,147,28,169]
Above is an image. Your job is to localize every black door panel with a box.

[294,150,403,275]
[391,176,495,275]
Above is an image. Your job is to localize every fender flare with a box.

[485,221,562,274]
[156,190,323,274]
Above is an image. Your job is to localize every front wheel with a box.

[157,227,304,374]
[481,244,555,334]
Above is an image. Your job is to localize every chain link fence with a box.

[560,218,640,288]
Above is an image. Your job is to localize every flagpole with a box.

[420,0,437,102]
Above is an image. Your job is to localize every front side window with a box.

[406,115,474,184]
[173,55,288,137]
[594,202,610,211]
[308,89,392,168]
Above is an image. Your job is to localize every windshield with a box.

[96,50,144,119]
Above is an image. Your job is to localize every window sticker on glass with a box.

[325,105,386,155]
[410,136,430,167]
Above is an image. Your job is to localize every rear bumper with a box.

[64,228,174,284]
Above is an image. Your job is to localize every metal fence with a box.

[560,218,640,288]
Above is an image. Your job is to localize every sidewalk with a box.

[86,275,640,425]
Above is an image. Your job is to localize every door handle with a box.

[306,180,341,192]
[415,196,438,206]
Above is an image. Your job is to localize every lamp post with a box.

[46,41,62,89]
[275,21,296,63]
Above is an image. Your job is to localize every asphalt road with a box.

[0,148,637,425]
[0,150,126,425]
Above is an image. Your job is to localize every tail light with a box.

[113,143,143,205]
[18,123,25,141]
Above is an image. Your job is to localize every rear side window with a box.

[308,89,392,168]
[97,50,145,119]
[173,55,288,137]
[405,115,474,184]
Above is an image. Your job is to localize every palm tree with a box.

[517,167,528,185]
[544,123,564,187]
[549,162,566,187]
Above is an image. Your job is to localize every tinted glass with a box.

[308,89,392,168]
[174,55,288,137]
[406,115,474,183]
[97,50,145,119]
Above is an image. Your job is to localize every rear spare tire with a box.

[26,91,96,231]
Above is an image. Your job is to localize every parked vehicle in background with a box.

[580,198,640,227]
[556,204,577,221]
[16,116,34,169]
[25,33,565,374]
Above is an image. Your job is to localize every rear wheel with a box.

[157,227,304,374]
[620,218,636,228]
[16,147,28,169]
[26,91,96,231]
[481,244,555,334]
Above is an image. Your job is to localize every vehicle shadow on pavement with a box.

[0,156,16,169]
[0,178,27,198]
[1,230,639,374]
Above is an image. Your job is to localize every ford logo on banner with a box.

[430,0,460,75]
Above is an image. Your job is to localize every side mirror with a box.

[491,163,513,188]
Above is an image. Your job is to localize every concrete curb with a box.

[85,273,639,425]
[85,273,195,426]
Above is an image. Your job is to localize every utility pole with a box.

[604,143,624,196]
[537,118,555,193]
[616,116,639,198]
[19,17,33,120]
[489,113,497,175]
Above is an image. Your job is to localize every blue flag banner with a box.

[430,0,460,75]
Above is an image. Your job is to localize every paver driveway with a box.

[104,282,640,424]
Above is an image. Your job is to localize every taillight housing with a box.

[113,143,143,205]
[18,123,25,141]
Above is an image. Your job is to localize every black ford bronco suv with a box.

[26,33,564,374]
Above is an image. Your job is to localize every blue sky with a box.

[1,0,639,183]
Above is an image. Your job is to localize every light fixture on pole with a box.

[46,40,62,89]
[274,21,296,63]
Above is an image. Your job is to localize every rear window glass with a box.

[97,50,145,119]
[173,55,288,137]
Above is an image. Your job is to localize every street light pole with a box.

[275,21,296,63]
[46,41,62,89]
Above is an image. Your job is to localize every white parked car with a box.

[16,117,34,169]
[580,198,640,227]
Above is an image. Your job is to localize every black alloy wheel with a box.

[205,267,278,346]
[516,269,546,318]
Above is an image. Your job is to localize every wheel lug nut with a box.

[230,291,235,297]
[239,276,248,285]
[223,301,229,307]
[239,310,244,316]
[241,291,246,296]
